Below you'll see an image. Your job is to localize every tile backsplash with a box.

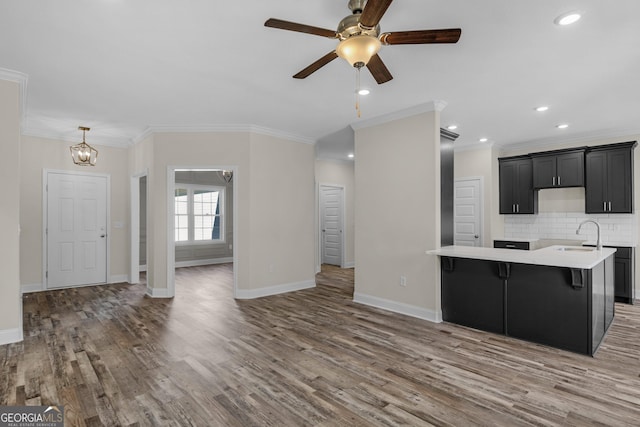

[504,212,638,245]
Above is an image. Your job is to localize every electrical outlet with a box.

[400,275,407,287]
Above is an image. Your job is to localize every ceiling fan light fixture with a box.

[336,35,381,67]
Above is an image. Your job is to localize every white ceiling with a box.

[2,0,640,160]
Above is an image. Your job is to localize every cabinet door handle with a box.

[552,176,556,186]
[557,176,561,186]
[608,201,612,211]
[512,204,515,213]
[603,201,606,211]
[516,204,520,213]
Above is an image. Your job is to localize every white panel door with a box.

[454,178,482,247]
[320,186,343,266]
[47,172,108,288]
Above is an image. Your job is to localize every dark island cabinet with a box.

[585,142,636,213]
[499,156,537,214]
[440,255,615,355]
[506,263,592,354]
[532,150,584,189]
[441,257,505,334]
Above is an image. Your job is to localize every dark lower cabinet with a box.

[613,247,635,304]
[441,257,504,334]
[584,245,635,304]
[441,256,615,355]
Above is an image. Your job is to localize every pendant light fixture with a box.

[70,126,98,166]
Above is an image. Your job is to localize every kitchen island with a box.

[428,245,616,355]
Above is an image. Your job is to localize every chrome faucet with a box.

[576,219,602,250]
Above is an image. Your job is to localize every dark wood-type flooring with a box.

[2,264,640,426]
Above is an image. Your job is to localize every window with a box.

[174,185,224,243]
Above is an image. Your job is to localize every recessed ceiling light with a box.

[447,125,458,130]
[555,11,582,26]
[358,89,370,96]
[479,138,488,143]
[348,153,355,158]
[557,124,569,129]
[535,106,549,112]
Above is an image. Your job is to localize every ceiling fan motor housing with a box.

[337,11,380,39]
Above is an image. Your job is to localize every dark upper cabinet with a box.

[499,156,537,214]
[532,150,584,189]
[585,142,636,213]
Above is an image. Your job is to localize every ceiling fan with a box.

[264,0,462,84]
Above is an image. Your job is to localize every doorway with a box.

[167,166,238,298]
[454,177,483,247]
[45,170,109,288]
[319,184,345,267]
[130,171,148,284]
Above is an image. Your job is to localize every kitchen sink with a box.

[556,246,594,252]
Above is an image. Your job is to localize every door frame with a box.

[166,165,239,298]
[130,169,148,284]
[454,176,484,247]
[317,183,346,271]
[43,169,111,289]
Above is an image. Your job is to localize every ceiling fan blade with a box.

[380,29,462,45]
[293,51,339,79]
[360,0,394,29]
[366,54,393,84]
[264,18,337,38]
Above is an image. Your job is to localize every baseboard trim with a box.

[235,279,315,300]
[0,327,23,345]
[342,261,355,269]
[109,275,129,284]
[146,287,173,298]
[353,292,442,323]
[175,258,233,268]
[21,283,44,294]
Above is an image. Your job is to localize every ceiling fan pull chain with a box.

[355,67,361,118]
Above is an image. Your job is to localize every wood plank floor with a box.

[2,264,640,426]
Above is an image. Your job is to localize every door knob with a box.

[100,234,106,238]
[474,235,479,238]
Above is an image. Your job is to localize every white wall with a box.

[248,133,316,292]
[315,159,355,267]
[354,108,443,322]
[0,78,22,344]
[20,136,130,290]
[144,131,316,297]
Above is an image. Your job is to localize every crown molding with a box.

[21,128,132,148]
[0,68,28,131]
[350,100,448,131]
[139,124,316,145]
[496,127,640,153]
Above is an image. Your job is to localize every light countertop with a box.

[427,245,616,269]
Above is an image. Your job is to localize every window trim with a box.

[174,183,225,245]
